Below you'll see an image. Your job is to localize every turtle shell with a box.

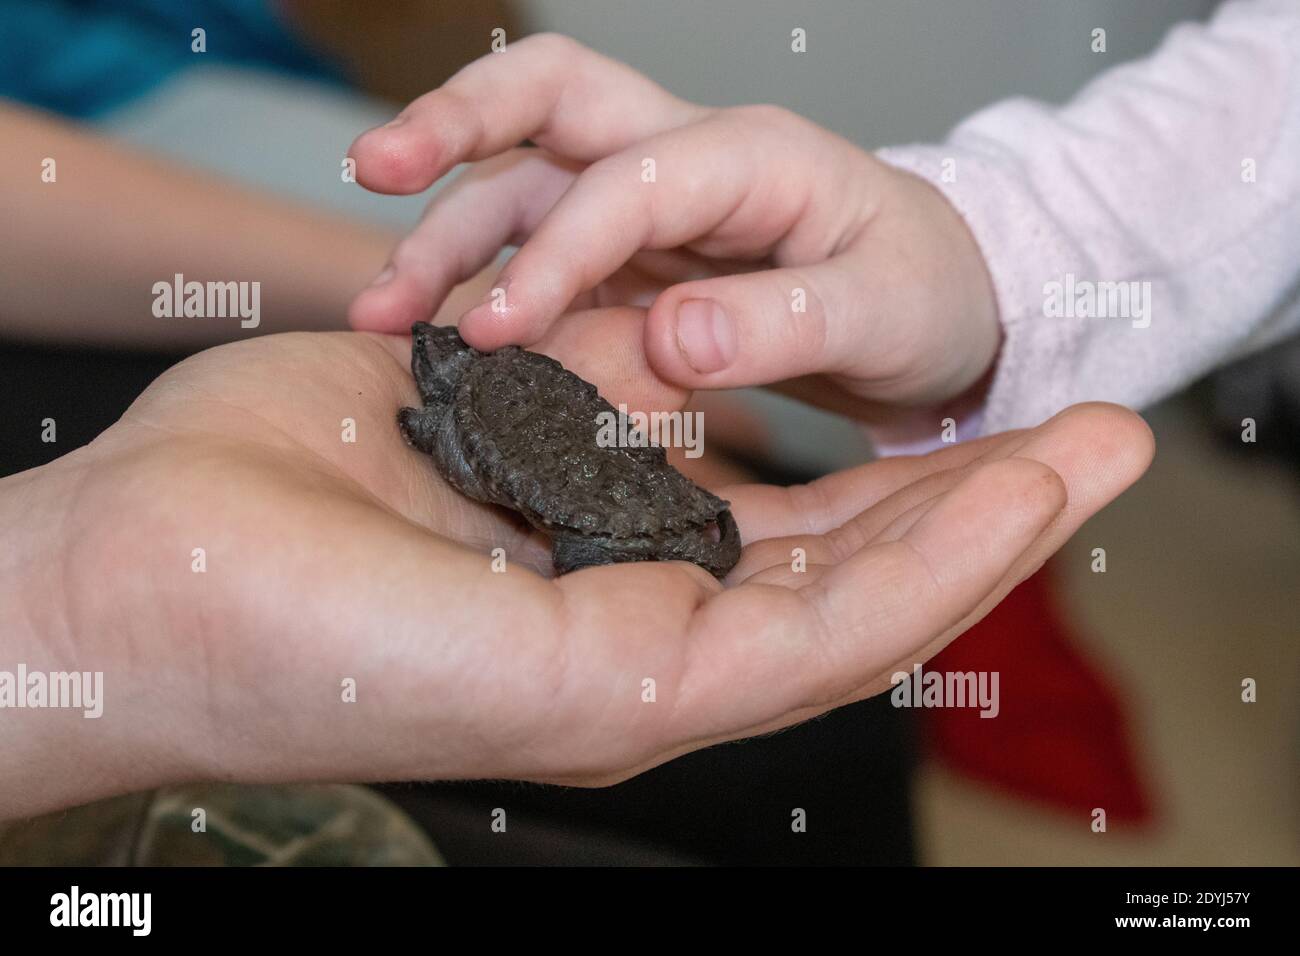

[452,346,727,538]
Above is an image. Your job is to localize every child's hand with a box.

[347,34,1000,429]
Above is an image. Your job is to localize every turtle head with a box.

[411,322,475,405]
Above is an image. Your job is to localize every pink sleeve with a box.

[871,0,1300,445]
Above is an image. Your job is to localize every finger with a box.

[657,455,1067,750]
[455,106,872,351]
[864,401,1155,684]
[732,467,970,579]
[375,304,687,418]
[539,404,1151,786]
[349,151,578,333]
[643,258,895,386]
[723,427,1030,544]
[530,306,688,414]
[782,402,1154,709]
[349,33,706,195]
[643,186,999,398]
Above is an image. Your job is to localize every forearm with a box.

[0,101,397,350]
[0,450,140,819]
[877,0,1300,433]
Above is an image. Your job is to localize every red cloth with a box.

[920,564,1155,825]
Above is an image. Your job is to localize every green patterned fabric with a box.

[0,784,442,867]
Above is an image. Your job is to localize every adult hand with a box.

[0,321,1151,818]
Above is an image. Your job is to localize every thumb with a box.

[644,260,879,391]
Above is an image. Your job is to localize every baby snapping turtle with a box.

[398,322,741,577]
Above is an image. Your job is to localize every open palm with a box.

[53,318,1151,801]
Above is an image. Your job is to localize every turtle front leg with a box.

[552,514,740,579]
[551,531,671,575]
[398,406,438,454]
[671,509,741,580]
[552,531,623,575]
[400,405,497,503]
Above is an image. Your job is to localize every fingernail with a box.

[370,266,395,286]
[676,299,736,374]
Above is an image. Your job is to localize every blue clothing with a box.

[0,0,343,118]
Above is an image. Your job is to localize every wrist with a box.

[894,165,1003,399]
[0,454,96,817]
[0,449,173,819]
[0,454,84,666]
[852,154,1001,412]
[861,362,996,455]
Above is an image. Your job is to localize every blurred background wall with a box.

[522,0,1217,144]
[105,0,1220,227]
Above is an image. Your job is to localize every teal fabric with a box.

[0,0,344,118]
